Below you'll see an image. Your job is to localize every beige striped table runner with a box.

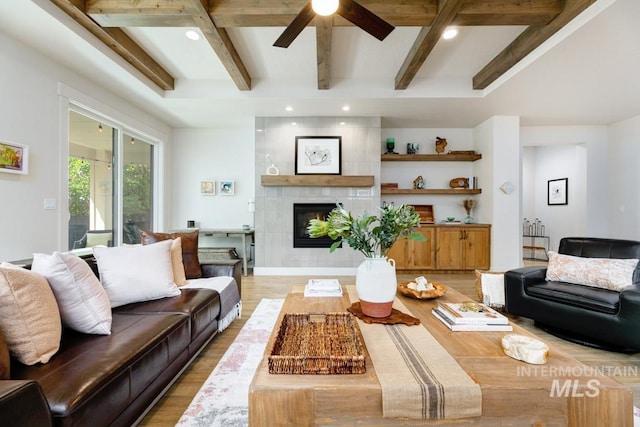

[347,285,482,420]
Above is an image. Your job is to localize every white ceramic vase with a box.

[355,257,397,318]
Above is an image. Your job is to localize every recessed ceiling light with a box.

[291,122,297,126]
[285,106,293,112]
[342,105,350,111]
[256,129,263,132]
[442,27,458,40]
[340,122,346,125]
[185,30,201,41]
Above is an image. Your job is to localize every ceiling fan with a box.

[273,0,395,48]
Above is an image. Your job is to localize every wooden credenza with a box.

[388,224,491,272]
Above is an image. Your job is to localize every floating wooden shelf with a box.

[381,153,481,162]
[261,175,375,187]
[381,188,482,195]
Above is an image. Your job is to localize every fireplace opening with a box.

[293,203,342,248]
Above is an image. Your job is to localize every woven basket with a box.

[268,313,366,375]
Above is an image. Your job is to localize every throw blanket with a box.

[347,286,482,420]
[183,276,242,332]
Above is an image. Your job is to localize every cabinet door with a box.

[435,227,464,269]
[387,238,408,269]
[462,228,490,270]
[407,228,435,269]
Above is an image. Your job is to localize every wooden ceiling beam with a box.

[315,16,333,90]
[87,0,194,27]
[208,0,562,28]
[49,0,175,90]
[186,0,252,91]
[472,0,597,90]
[395,0,464,90]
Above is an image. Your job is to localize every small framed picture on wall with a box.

[220,180,235,195]
[201,180,216,195]
[548,178,568,205]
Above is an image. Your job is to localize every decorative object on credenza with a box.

[449,177,469,189]
[548,178,568,205]
[265,154,280,175]
[295,136,342,175]
[412,175,425,189]
[201,180,215,195]
[398,277,447,300]
[523,218,545,236]
[307,203,425,318]
[407,143,419,154]
[219,180,235,195]
[385,138,398,154]
[435,136,447,154]
[0,140,28,175]
[463,198,476,223]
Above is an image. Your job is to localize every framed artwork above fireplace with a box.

[295,136,341,175]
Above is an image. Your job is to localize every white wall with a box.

[520,126,609,250]
[169,127,255,250]
[608,114,640,240]
[474,116,522,271]
[0,31,171,262]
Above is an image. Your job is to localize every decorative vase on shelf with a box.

[463,214,474,224]
[355,257,397,318]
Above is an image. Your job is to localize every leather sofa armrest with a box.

[505,266,547,288]
[0,381,52,427]
[200,259,242,296]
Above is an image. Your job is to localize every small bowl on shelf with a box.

[446,216,455,222]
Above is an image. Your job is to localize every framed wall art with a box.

[220,180,235,195]
[201,180,216,195]
[0,141,28,175]
[548,178,568,205]
[295,136,341,175]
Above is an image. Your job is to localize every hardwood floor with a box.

[139,271,640,426]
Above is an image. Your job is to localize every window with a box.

[68,110,155,250]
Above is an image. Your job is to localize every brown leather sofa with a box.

[0,256,241,427]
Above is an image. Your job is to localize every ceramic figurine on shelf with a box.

[435,136,447,154]
[413,175,425,189]
[407,143,419,154]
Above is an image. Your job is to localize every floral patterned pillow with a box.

[545,251,639,291]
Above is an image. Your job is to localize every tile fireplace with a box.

[293,203,340,248]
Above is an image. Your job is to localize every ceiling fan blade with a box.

[337,0,394,41]
[273,2,316,48]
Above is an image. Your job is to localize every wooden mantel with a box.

[261,175,375,187]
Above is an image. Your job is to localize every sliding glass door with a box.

[67,110,155,250]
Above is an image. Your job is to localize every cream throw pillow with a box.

[546,251,639,291]
[0,262,62,365]
[32,252,112,335]
[94,239,181,308]
[171,238,188,286]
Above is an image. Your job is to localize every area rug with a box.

[176,298,284,427]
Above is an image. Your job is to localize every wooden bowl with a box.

[398,281,447,300]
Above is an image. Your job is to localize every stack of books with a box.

[304,279,343,297]
[432,302,512,331]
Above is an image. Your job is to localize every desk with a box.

[199,228,254,276]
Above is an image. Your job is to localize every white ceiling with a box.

[1,0,638,129]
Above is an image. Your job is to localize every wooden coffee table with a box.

[248,285,633,426]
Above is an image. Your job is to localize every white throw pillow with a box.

[32,252,112,335]
[93,239,181,308]
[0,262,61,365]
[546,251,639,291]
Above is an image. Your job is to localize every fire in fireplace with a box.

[293,203,341,248]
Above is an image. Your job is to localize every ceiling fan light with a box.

[312,0,339,16]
